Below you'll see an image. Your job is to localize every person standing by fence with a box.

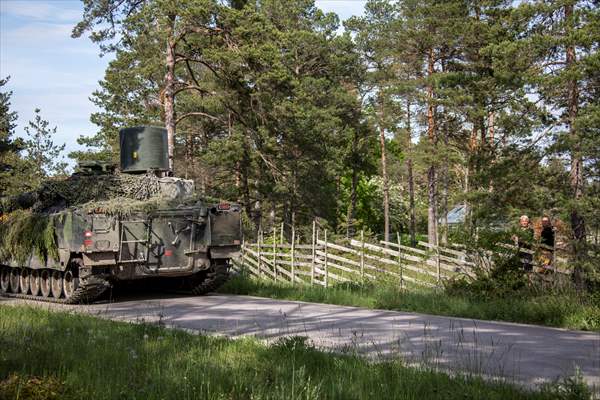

[540,216,555,248]
[538,216,556,272]
[514,215,534,271]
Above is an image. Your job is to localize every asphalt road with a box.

[2,293,599,390]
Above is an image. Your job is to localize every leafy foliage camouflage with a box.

[0,210,58,264]
[0,172,188,264]
[0,172,164,215]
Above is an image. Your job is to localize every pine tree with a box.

[346,0,403,242]
[513,0,600,285]
[73,0,224,171]
[74,0,368,235]
[22,109,68,189]
[0,77,26,196]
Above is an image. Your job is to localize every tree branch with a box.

[176,112,224,125]
[173,84,215,96]
[174,25,223,45]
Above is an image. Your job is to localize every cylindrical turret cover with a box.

[119,126,169,173]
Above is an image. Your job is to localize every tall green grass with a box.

[0,305,586,400]
[218,275,600,331]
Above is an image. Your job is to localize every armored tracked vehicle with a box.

[0,126,241,303]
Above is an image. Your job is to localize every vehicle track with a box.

[1,275,110,304]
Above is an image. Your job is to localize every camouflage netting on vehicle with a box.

[0,210,58,264]
[0,172,196,263]
[32,172,163,212]
[0,172,195,215]
[78,197,171,216]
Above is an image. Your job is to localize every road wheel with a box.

[19,268,30,294]
[50,271,63,298]
[63,270,79,299]
[0,267,10,293]
[40,270,51,297]
[9,268,20,294]
[30,269,41,296]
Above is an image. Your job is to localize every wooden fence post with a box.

[436,242,441,286]
[360,230,365,283]
[314,228,320,279]
[397,232,403,289]
[272,227,277,281]
[324,229,329,288]
[311,222,317,286]
[240,238,246,275]
[258,231,263,279]
[291,226,296,284]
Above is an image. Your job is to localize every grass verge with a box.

[0,304,588,400]
[218,275,600,331]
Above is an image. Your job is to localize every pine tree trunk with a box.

[440,54,449,246]
[426,48,438,245]
[406,101,416,247]
[379,99,390,243]
[184,129,193,179]
[441,118,449,246]
[242,166,250,218]
[488,111,495,146]
[346,167,359,239]
[465,124,477,232]
[238,128,252,223]
[565,3,586,288]
[164,14,176,173]
[464,164,470,230]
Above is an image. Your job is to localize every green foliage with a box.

[337,172,420,238]
[0,76,27,197]
[0,105,67,197]
[0,77,18,150]
[21,109,68,188]
[0,305,578,400]
[73,0,371,232]
[0,210,58,264]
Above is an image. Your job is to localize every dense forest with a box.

[1,0,598,276]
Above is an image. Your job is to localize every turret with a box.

[119,126,170,175]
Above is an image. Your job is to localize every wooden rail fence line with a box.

[230,221,572,289]
[230,223,499,289]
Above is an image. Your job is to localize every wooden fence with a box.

[231,222,478,288]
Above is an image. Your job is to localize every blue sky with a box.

[0,0,366,165]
